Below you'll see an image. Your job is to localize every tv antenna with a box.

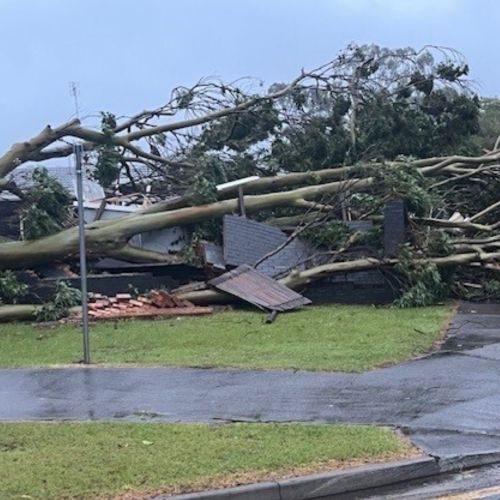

[69,81,81,119]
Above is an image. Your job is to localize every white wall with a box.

[81,204,187,253]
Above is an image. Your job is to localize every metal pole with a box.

[74,144,90,364]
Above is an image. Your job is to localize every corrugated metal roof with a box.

[209,265,311,311]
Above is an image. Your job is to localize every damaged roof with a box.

[2,165,104,202]
[223,215,314,278]
[209,264,311,311]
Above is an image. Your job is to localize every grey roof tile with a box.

[223,215,314,278]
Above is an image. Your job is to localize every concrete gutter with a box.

[159,452,500,500]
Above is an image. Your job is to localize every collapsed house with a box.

[1,144,498,323]
[0,164,432,318]
[8,185,408,315]
[2,165,199,308]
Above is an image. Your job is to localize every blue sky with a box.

[1,0,499,153]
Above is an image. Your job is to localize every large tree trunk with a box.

[0,305,82,323]
[0,304,40,322]
[0,177,373,269]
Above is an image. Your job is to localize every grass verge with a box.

[0,304,453,371]
[0,422,416,499]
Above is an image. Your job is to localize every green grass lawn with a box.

[0,305,453,371]
[0,422,415,499]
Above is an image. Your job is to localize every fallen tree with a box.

[0,152,498,269]
[0,146,500,269]
[0,44,499,316]
[1,146,500,269]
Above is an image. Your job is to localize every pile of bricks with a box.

[85,290,213,320]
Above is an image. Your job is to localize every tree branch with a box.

[0,119,80,178]
[110,244,181,263]
[177,251,500,304]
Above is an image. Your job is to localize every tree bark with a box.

[109,245,181,263]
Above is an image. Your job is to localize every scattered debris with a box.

[449,211,468,223]
[82,290,212,320]
[171,281,208,295]
[209,265,311,312]
[448,211,470,234]
[264,310,279,324]
[197,240,226,272]
[7,199,415,318]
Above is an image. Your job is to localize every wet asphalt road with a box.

[1,302,500,461]
[359,463,500,499]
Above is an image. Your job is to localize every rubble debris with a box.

[36,263,79,279]
[265,310,279,324]
[223,215,313,277]
[209,264,311,312]
[116,293,132,302]
[81,289,213,321]
[149,289,176,308]
[171,281,208,295]
[449,211,468,223]
[197,240,226,271]
[17,268,206,305]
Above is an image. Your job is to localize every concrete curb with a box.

[159,452,500,499]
